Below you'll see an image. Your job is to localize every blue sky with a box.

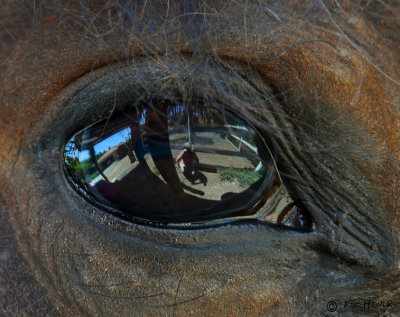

[76,127,131,162]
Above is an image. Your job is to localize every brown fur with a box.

[0,1,399,315]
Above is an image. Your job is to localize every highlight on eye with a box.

[64,101,311,229]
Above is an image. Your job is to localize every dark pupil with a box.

[64,102,274,224]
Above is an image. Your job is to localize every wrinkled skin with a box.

[1,1,400,316]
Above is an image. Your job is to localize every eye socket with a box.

[64,100,311,230]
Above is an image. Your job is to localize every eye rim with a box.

[62,101,313,231]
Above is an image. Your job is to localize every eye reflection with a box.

[64,101,310,229]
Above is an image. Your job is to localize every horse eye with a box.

[64,101,311,229]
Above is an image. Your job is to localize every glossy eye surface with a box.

[64,101,310,228]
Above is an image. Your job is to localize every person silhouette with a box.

[176,142,207,186]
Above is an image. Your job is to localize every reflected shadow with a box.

[183,168,208,186]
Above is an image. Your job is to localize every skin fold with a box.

[0,0,399,316]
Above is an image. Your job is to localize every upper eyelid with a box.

[54,58,276,140]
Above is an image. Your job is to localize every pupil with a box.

[64,102,275,224]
